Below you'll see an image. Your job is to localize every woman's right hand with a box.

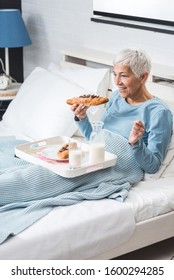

[129,120,145,145]
[71,104,88,120]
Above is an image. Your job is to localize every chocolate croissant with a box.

[57,143,69,159]
[66,94,109,106]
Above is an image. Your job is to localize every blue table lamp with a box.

[0,9,32,79]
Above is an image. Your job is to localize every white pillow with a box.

[147,81,174,105]
[48,63,110,137]
[48,62,110,97]
[2,67,86,140]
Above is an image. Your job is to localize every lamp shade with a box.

[0,9,32,48]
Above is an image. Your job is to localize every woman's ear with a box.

[140,72,149,83]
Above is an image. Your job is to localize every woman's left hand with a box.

[129,120,145,145]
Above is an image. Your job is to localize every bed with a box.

[0,48,174,260]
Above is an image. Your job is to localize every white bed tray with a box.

[15,136,117,178]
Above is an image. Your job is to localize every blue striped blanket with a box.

[0,130,144,244]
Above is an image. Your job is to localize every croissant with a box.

[66,94,109,106]
[57,143,69,159]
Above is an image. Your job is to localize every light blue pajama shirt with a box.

[75,90,173,174]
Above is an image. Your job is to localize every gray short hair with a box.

[113,48,152,78]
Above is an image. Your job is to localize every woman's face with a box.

[113,63,143,99]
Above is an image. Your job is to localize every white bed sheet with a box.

[125,178,174,223]
[0,122,33,141]
[0,199,135,260]
[0,122,174,259]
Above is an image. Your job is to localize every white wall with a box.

[22,0,174,78]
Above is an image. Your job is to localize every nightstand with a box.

[0,83,21,120]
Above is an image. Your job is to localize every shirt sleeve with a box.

[75,116,92,141]
[130,108,173,174]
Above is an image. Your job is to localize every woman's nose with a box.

[115,76,121,85]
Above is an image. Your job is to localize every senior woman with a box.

[71,48,173,174]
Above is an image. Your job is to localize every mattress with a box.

[0,122,174,259]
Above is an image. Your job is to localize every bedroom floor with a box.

[114,237,174,260]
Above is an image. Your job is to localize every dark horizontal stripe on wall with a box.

[93,11,174,27]
[91,16,174,35]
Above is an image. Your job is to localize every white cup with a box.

[69,139,82,169]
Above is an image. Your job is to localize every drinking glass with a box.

[69,139,82,169]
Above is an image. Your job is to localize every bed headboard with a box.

[60,48,174,102]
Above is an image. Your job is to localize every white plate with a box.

[41,145,69,161]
